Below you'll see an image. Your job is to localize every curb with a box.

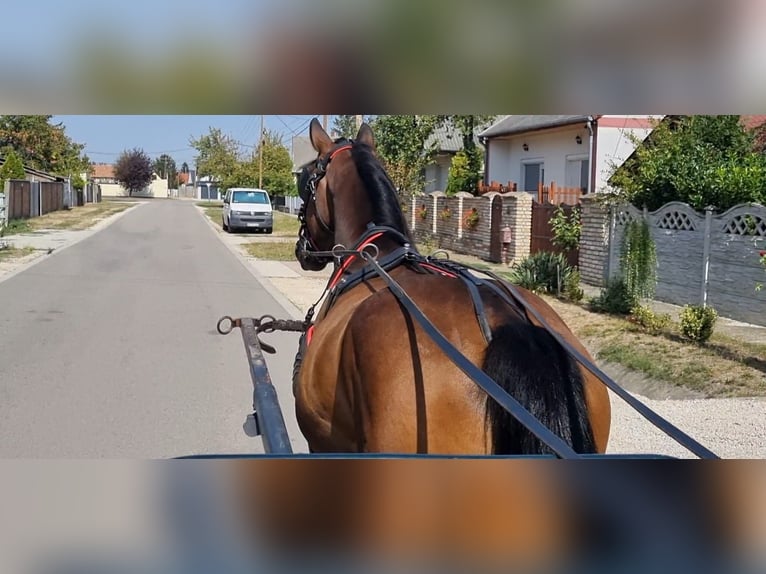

[194,205,305,321]
[0,202,146,286]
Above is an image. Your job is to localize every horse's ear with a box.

[309,118,333,155]
[356,123,375,150]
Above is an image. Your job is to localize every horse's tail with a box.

[481,321,596,455]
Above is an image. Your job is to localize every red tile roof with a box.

[91,163,114,179]
[741,115,766,130]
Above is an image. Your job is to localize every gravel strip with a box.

[606,390,766,458]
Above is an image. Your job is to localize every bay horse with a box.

[292,118,611,456]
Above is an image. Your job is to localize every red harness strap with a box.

[327,231,385,291]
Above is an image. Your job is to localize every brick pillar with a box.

[579,195,610,287]
[501,192,532,264]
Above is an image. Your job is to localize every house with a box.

[423,122,490,193]
[479,115,659,202]
[91,163,170,198]
[196,176,222,201]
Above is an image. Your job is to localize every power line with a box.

[85,147,194,155]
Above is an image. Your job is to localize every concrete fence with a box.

[579,198,766,326]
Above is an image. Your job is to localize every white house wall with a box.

[594,116,657,192]
[98,176,169,198]
[424,154,452,193]
[487,125,591,193]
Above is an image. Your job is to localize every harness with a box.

[288,138,719,459]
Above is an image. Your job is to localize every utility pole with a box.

[258,115,264,188]
[322,115,328,131]
[355,115,363,129]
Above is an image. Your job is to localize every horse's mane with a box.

[350,141,413,242]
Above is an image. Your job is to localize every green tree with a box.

[0,149,26,189]
[369,115,438,201]
[610,115,766,210]
[153,154,177,187]
[189,127,239,183]
[70,173,85,191]
[437,115,495,195]
[0,115,90,178]
[114,148,153,197]
[331,115,359,140]
[230,131,295,195]
[445,151,471,195]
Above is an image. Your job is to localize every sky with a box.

[53,115,328,169]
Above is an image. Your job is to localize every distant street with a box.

[0,200,306,457]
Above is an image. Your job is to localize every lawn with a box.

[0,245,36,262]
[2,202,135,233]
[242,241,296,261]
[543,296,766,398]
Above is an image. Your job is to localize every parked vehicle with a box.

[222,188,273,233]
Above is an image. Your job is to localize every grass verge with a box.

[0,245,36,261]
[242,242,296,261]
[4,202,135,233]
[544,296,766,398]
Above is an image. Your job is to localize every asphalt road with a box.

[0,200,307,457]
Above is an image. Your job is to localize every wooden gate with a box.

[531,201,579,267]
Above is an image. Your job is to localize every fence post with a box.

[457,195,464,238]
[700,207,714,307]
[606,205,618,281]
[411,195,416,230]
[432,194,438,234]
[1,180,8,228]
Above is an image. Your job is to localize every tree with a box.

[610,115,766,211]
[181,162,189,174]
[189,127,240,183]
[445,151,471,195]
[437,115,495,195]
[0,148,26,189]
[230,131,295,195]
[368,115,438,201]
[331,115,358,140]
[114,148,153,196]
[153,154,177,187]
[0,115,90,178]
[256,131,295,196]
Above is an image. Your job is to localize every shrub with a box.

[563,267,584,303]
[679,305,718,343]
[507,252,577,298]
[620,218,657,300]
[549,205,581,252]
[628,304,671,334]
[589,277,637,315]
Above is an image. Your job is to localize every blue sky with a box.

[54,115,325,169]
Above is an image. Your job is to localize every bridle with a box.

[296,140,353,265]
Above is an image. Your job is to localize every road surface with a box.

[0,200,307,457]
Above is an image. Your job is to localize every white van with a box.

[222,188,273,234]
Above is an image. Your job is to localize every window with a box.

[566,156,590,193]
[232,190,269,204]
[522,162,544,192]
